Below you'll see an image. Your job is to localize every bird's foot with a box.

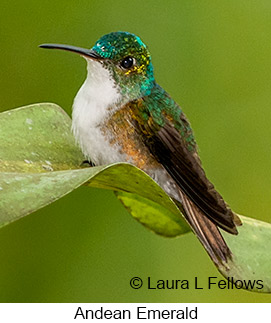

[81,160,95,167]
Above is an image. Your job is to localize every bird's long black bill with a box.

[39,43,102,60]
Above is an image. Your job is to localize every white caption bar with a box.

[0,303,269,322]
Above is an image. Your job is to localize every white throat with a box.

[72,60,124,165]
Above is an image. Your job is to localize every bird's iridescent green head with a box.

[40,31,155,101]
[91,31,155,98]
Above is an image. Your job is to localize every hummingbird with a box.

[40,31,241,268]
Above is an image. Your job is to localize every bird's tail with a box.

[176,190,233,269]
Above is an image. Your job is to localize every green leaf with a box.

[115,192,188,237]
[0,102,84,172]
[221,216,271,293]
[0,103,271,293]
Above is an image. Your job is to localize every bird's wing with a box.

[133,92,240,235]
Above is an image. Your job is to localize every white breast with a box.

[72,60,125,165]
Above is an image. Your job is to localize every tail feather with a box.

[177,190,232,268]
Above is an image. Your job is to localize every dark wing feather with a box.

[153,122,239,234]
[142,116,242,266]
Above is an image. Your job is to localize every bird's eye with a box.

[120,56,135,69]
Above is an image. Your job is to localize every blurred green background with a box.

[0,0,271,302]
